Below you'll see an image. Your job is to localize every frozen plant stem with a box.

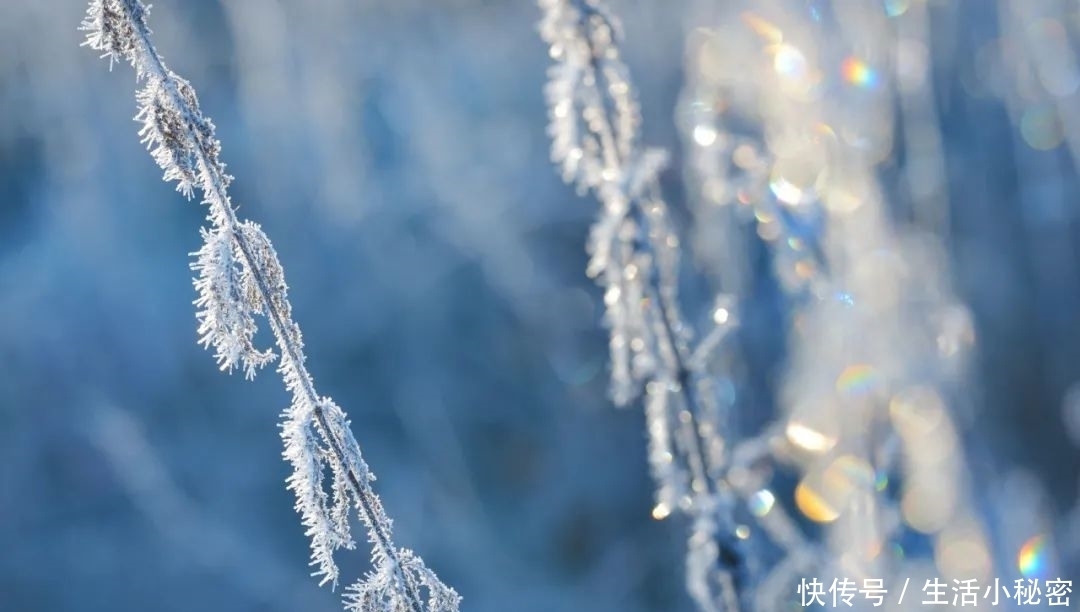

[546,0,717,501]
[630,183,716,506]
[80,2,458,611]
[539,1,742,610]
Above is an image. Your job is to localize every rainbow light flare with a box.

[1017,535,1048,578]
[836,363,881,396]
[841,56,879,89]
[874,471,889,492]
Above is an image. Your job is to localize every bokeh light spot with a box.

[693,124,718,147]
[1020,105,1064,151]
[774,44,808,80]
[836,363,882,396]
[1018,535,1048,578]
[749,489,776,517]
[841,56,880,89]
[786,421,837,453]
[795,480,841,523]
[652,502,672,521]
[884,0,910,18]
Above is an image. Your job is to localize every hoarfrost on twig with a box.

[80,2,459,611]
[539,1,748,610]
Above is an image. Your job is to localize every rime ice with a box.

[539,2,743,611]
[81,2,459,610]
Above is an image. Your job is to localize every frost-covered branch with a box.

[80,3,459,611]
[538,1,745,610]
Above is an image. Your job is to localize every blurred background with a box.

[0,1,1077,611]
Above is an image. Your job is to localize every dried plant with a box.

[80,2,459,611]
